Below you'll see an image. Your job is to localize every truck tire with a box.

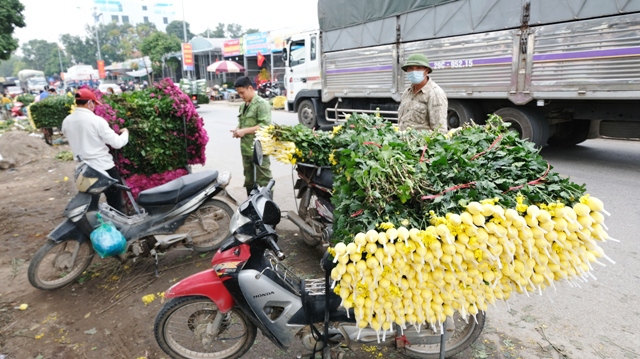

[298,100,317,129]
[447,100,485,129]
[494,107,549,148]
[547,120,590,147]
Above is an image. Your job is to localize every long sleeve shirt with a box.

[61,107,128,171]
[397,78,448,134]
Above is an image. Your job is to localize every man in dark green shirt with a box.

[231,76,273,195]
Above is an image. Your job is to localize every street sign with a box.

[182,43,194,71]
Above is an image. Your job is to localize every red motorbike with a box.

[154,144,484,359]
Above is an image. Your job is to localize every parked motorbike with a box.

[153,142,485,359]
[257,81,277,99]
[285,163,334,247]
[28,162,238,290]
[191,94,200,108]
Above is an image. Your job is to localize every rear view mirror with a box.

[262,200,281,226]
[253,140,263,166]
[282,49,288,62]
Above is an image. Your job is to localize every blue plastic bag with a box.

[90,213,127,258]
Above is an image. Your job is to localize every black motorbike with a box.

[285,163,334,246]
[257,81,277,99]
[28,162,238,290]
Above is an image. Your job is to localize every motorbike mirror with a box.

[253,140,263,166]
[262,200,281,226]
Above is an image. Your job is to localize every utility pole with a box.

[92,8,103,61]
[57,45,64,74]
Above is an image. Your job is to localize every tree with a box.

[165,20,193,41]
[60,34,93,66]
[0,0,26,60]
[226,23,243,38]
[0,54,26,77]
[20,39,70,76]
[244,28,260,35]
[140,32,181,82]
[21,40,55,71]
[211,23,226,38]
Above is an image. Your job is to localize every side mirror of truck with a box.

[282,49,288,62]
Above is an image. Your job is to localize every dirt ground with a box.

[0,130,557,359]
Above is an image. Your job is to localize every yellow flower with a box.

[401,219,409,226]
[378,222,395,230]
[141,294,156,306]
[332,125,343,135]
[516,203,528,213]
[329,152,337,165]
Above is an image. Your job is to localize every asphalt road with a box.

[195,102,640,358]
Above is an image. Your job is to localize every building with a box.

[92,0,176,31]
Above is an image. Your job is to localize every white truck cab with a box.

[283,31,322,128]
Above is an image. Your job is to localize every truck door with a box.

[285,36,308,105]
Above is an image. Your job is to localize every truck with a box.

[283,0,640,147]
[62,65,100,89]
[17,70,47,94]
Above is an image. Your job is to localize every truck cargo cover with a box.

[318,0,454,31]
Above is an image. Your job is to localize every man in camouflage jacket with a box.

[231,76,273,195]
[397,53,448,134]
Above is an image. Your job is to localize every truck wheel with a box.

[547,120,590,147]
[494,107,549,148]
[298,100,317,129]
[447,100,485,129]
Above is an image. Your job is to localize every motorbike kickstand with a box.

[151,249,159,277]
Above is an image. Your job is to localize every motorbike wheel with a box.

[155,296,257,359]
[188,199,234,253]
[297,188,322,247]
[404,311,486,359]
[28,240,95,290]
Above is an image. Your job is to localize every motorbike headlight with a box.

[229,210,252,242]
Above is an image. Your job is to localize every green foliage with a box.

[165,20,193,41]
[101,84,207,176]
[55,150,74,161]
[15,93,34,106]
[196,94,209,104]
[140,31,181,81]
[19,39,71,76]
[29,95,74,129]
[226,24,244,38]
[0,0,26,61]
[0,54,26,77]
[60,33,94,66]
[291,114,587,243]
[270,124,333,166]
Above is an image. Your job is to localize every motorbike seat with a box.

[137,170,218,206]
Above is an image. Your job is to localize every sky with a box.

[13,0,319,46]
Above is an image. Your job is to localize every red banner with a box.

[97,60,106,79]
[257,52,265,67]
[182,43,194,71]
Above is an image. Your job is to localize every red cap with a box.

[75,88,102,106]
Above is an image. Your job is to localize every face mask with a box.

[408,70,425,84]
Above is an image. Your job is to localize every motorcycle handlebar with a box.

[113,183,131,191]
[266,236,285,261]
[266,179,275,191]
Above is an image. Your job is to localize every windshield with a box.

[28,77,47,84]
[289,40,306,67]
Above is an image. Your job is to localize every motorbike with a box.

[257,81,277,99]
[28,162,238,290]
[284,163,334,247]
[153,142,485,359]
[191,94,200,109]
